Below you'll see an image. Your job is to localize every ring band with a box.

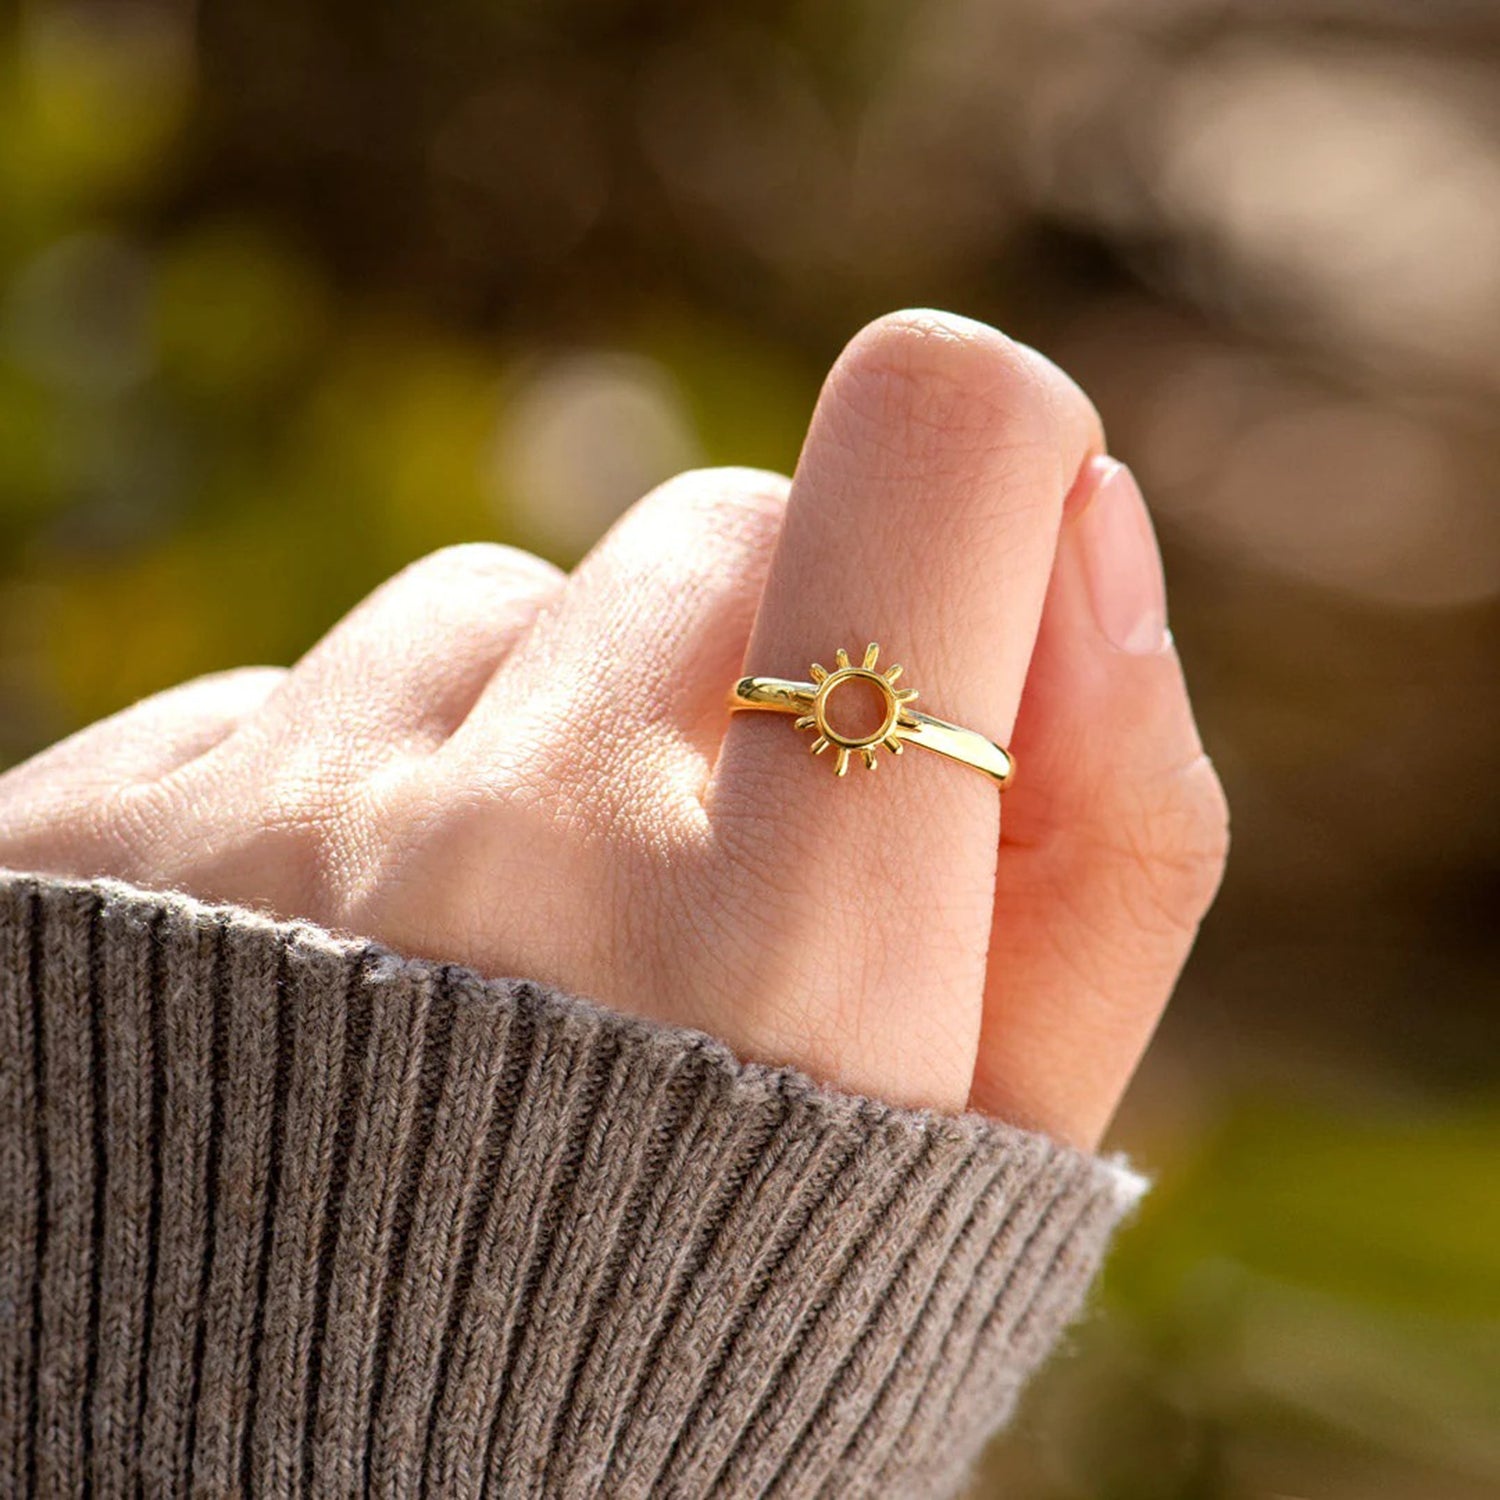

[729,643,1014,789]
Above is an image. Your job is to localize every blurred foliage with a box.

[980,1102,1500,1499]
[0,1,1496,1495]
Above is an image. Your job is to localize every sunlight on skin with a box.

[0,311,1226,1148]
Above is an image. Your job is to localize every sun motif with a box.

[794,642,921,776]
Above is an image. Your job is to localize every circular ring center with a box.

[814,669,899,749]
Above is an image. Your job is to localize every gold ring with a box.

[729,642,1014,788]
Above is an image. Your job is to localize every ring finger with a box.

[706,310,1103,1111]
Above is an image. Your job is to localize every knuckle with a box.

[1113,756,1231,938]
[649,465,791,510]
[632,466,791,548]
[171,664,288,709]
[395,540,564,596]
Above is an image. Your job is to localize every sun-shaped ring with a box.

[728,642,1015,788]
[798,643,919,775]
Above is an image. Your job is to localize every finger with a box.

[706,310,1103,1111]
[153,544,567,917]
[0,666,285,873]
[332,468,788,1004]
[974,459,1229,1146]
[458,468,790,783]
[254,542,566,765]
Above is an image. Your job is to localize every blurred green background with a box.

[1,2,1496,1495]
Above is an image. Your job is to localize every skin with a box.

[0,310,1228,1150]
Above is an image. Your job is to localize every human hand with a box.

[0,311,1227,1148]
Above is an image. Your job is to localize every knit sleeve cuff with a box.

[1,870,1142,1498]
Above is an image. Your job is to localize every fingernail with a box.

[1070,457,1169,655]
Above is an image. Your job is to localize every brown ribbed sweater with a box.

[0,870,1141,1497]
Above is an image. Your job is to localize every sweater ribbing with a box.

[0,870,1141,1497]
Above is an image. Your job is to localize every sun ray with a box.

[795,646,932,777]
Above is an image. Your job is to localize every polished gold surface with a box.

[730,642,1015,788]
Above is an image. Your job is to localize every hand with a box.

[0,311,1227,1147]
